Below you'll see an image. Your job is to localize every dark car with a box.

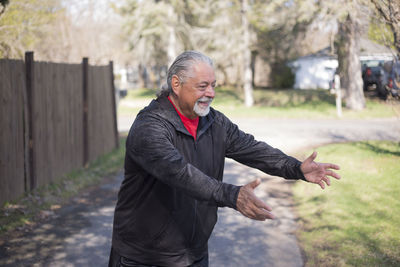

[382,61,400,100]
[362,60,386,97]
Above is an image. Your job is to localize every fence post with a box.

[82,58,89,167]
[25,51,36,190]
[109,61,119,148]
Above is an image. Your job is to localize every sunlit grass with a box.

[293,141,400,267]
[117,87,400,119]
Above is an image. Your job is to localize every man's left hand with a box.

[300,151,341,189]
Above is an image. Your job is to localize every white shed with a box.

[289,48,338,90]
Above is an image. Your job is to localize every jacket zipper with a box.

[190,135,197,243]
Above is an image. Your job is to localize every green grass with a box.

[293,141,400,267]
[0,138,126,235]
[118,87,400,119]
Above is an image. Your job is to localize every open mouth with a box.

[198,101,210,107]
[197,97,213,107]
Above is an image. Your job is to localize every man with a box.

[109,51,340,267]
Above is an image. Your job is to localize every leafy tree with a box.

[118,0,193,68]
[370,0,400,58]
[368,18,394,49]
[0,0,62,58]
[117,0,198,88]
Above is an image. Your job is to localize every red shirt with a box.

[168,96,199,140]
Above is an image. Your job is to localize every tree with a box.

[118,0,193,66]
[190,0,244,87]
[0,0,63,59]
[370,0,400,58]
[0,0,9,16]
[337,14,365,110]
[0,0,124,63]
[117,0,197,87]
[241,0,254,106]
[35,0,125,64]
[250,0,315,88]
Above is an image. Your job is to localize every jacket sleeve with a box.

[221,114,306,180]
[126,114,240,209]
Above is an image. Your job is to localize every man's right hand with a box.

[236,178,274,221]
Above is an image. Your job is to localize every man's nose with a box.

[205,85,215,98]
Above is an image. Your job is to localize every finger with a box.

[253,207,275,220]
[244,208,258,220]
[247,178,261,190]
[305,151,318,165]
[323,163,340,170]
[258,209,275,220]
[322,175,331,186]
[254,197,273,212]
[246,195,274,219]
[325,170,341,180]
[241,203,273,221]
[318,180,325,189]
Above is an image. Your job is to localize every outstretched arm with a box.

[300,151,341,189]
[236,151,341,221]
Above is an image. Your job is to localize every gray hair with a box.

[157,51,213,97]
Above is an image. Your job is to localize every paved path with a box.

[0,175,123,267]
[1,117,399,266]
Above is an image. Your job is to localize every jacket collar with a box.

[148,94,215,139]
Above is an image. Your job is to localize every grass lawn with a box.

[118,87,400,119]
[293,141,400,267]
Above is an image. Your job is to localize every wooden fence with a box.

[0,52,118,205]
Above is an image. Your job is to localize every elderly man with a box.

[109,51,340,267]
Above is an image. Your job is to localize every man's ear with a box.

[171,75,181,96]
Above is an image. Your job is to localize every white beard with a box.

[194,97,213,117]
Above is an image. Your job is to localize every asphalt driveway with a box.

[1,117,399,266]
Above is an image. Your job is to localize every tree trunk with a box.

[241,0,254,107]
[0,0,7,17]
[337,14,365,110]
[167,6,177,67]
[390,21,400,59]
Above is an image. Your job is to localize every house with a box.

[289,47,337,90]
[289,39,394,90]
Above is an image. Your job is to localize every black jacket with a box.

[111,95,305,266]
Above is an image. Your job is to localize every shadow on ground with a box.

[209,160,303,267]
[0,173,123,267]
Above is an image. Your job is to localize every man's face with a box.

[172,62,216,119]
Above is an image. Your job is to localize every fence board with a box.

[0,59,26,204]
[87,65,116,161]
[32,62,83,187]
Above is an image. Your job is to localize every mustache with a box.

[196,97,213,104]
